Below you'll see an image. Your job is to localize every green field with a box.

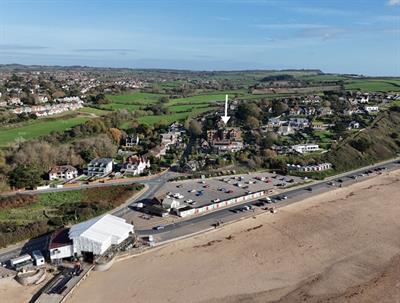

[0,116,89,147]
[168,93,233,105]
[100,103,143,111]
[77,106,110,116]
[120,106,217,127]
[345,79,400,92]
[107,92,166,104]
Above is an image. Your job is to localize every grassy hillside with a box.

[324,109,400,172]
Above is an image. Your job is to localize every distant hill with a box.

[0,64,323,75]
[324,108,400,172]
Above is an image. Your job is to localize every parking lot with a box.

[158,172,303,209]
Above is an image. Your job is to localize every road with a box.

[0,160,399,263]
[0,171,178,263]
[0,169,180,197]
[136,159,400,243]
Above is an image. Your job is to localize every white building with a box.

[49,165,78,181]
[69,214,134,256]
[161,197,182,210]
[49,228,74,262]
[87,158,113,177]
[277,125,295,136]
[121,156,150,176]
[287,163,332,172]
[365,106,379,114]
[49,215,134,261]
[292,144,320,154]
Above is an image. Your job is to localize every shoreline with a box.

[66,169,400,303]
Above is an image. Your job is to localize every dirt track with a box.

[66,170,400,303]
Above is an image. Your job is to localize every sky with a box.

[0,0,399,75]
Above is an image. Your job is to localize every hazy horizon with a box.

[1,0,399,76]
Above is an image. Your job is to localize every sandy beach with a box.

[67,170,400,303]
[11,170,396,303]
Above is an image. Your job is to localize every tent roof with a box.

[69,214,133,244]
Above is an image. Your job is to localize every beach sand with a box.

[64,170,400,303]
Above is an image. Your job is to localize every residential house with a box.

[289,118,309,130]
[8,97,22,106]
[277,125,295,136]
[121,156,150,176]
[267,117,282,128]
[364,106,379,114]
[303,95,321,104]
[292,144,320,154]
[207,128,244,153]
[87,158,113,177]
[348,121,360,129]
[49,165,78,181]
[311,121,331,131]
[317,107,333,116]
[124,134,140,148]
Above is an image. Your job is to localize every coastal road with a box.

[137,159,400,243]
[0,160,399,263]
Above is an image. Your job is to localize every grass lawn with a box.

[0,116,89,147]
[313,130,333,143]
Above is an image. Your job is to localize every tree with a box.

[261,132,277,149]
[350,137,371,152]
[109,128,122,144]
[159,96,170,104]
[188,120,202,138]
[272,101,289,115]
[8,165,42,189]
[235,103,261,122]
[246,116,260,130]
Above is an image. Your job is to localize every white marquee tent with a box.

[69,214,134,256]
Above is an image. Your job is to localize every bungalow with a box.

[292,144,320,154]
[49,165,78,181]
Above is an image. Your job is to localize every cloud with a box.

[0,44,48,51]
[387,0,400,6]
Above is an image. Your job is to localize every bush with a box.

[350,137,371,152]
[0,194,38,210]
